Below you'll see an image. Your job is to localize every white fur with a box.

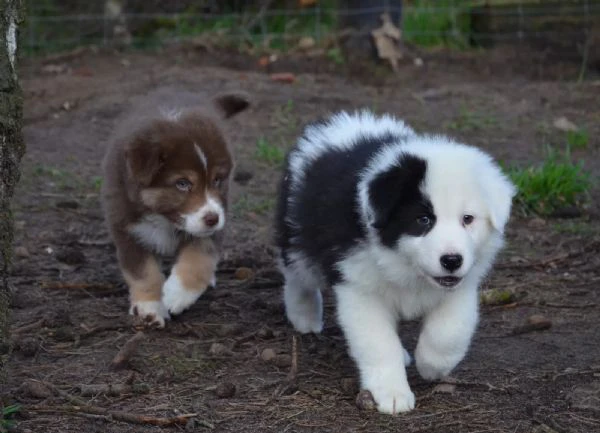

[162,272,203,315]
[129,214,179,256]
[281,111,515,414]
[129,300,170,328]
[194,143,208,169]
[180,194,225,236]
[281,252,324,334]
[288,111,415,194]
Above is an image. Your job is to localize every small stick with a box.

[110,332,145,371]
[12,318,45,334]
[40,281,116,291]
[79,383,150,397]
[27,404,201,427]
[287,334,298,381]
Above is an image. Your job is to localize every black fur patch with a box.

[368,154,434,248]
[275,132,404,285]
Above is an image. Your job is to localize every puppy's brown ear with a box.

[125,136,164,187]
[212,92,250,119]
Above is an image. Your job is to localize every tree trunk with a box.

[0,0,25,381]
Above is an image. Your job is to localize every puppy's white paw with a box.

[162,273,202,315]
[129,300,170,328]
[415,347,454,381]
[284,285,323,334]
[288,310,323,334]
[368,382,416,414]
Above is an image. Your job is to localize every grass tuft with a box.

[255,137,285,166]
[506,147,592,216]
[403,0,471,48]
[1,404,21,432]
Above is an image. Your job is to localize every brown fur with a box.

[102,91,249,326]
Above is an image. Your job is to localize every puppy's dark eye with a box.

[175,178,192,192]
[463,214,474,226]
[212,177,223,188]
[416,216,431,226]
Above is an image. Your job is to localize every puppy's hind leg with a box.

[282,258,323,334]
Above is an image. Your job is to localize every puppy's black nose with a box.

[440,254,463,272]
[203,212,219,227]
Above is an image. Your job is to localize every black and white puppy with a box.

[275,111,515,414]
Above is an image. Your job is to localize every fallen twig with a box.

[110,331,145,371]
[78,383,150,397]
[542,302,597,309]
[12,318,45,335]
[27,404,200,427]
[287,334,298,382]
[40,281,117,291]
[496,241,600,271]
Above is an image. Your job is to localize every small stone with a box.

[56,248,86,265]
[274,354,292,368]
[414,57,424,67]
[356,390,377,411]
[234,267,254,281]
[527,314,552,328]
[433,383,456,394]
[19,379,53,399]
[16,337,39,357]
[511,314,552,335]
[553,116,578,132]
[14,246,30,258]
[209,342,230,356]
[340,377,359,395]
[215,381,236,398]
[233,170,253,185]
[297,36,316,51]
[55,200,79,209]
[260,348,277,362]
[256,327,274,339]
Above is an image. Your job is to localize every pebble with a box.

[234,267,254,281]
[14,246,30,258]
[209,342,230,356]
[215,381,237,398]
[355,390,377,411]
[260,348,276,362]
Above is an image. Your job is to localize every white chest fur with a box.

[129,214,180,256]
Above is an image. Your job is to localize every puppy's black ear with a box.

[125,134,164,187]
[213,92,250,119]
[368,154,427,228]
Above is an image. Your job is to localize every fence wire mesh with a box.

[24,1,600,57]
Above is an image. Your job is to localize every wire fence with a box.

[23,1,600,58]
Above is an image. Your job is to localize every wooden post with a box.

[0,0,25,381]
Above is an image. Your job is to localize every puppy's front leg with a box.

[162,239,217,315]
[336,285,415,414]
[415,284,479,381]
[113,230,169,328]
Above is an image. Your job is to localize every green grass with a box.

[1,404,20,432]
[566,128,589,150]
[506,148,592,216]
[255,137,285,166]
[445,108,497,132]
[403,0,471,48]
[233,195,275,216]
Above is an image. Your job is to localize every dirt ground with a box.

[3,46,600,433]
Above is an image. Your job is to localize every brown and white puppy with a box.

[102,92,249,327]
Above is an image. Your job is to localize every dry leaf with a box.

[371,13,403,72]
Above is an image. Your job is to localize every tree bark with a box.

[0,0,25,381]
